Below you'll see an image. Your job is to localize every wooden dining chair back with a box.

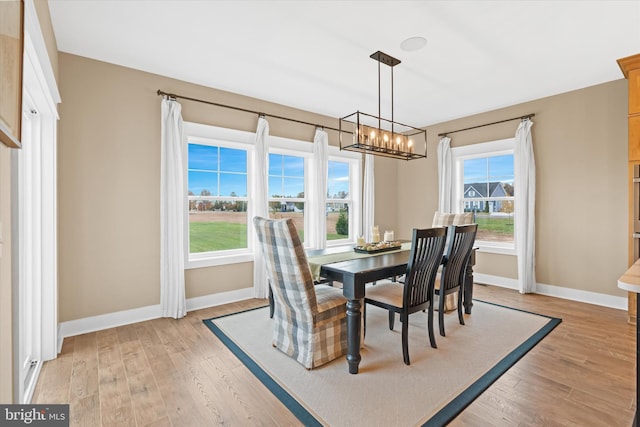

[436,223,478,337]
[253,216,349,369]
[364,227,447,365]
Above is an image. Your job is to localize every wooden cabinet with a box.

[618,54,640,323]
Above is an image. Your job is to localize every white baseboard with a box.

[474,273,627,310]
[58,274,628,350]
[58,287,256,343]
[186,287,254,312]
[474,273,519,290]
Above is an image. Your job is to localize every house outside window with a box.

[452,138,515,254]
[184,122,361,268]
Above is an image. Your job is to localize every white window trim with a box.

[451,138,516,256]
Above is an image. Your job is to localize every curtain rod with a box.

[157,89,346,134]
[437,113,535,137]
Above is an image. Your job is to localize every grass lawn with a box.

[473,214,514,235]
[190,222,347,252]
[190,222,248,252]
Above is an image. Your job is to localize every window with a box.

[452,138,515,254]
[326,160,352,242]
[268,152,306,241]
[184,122,361,268]
[187,143,249,254]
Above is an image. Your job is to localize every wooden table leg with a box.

[346,298,362,374]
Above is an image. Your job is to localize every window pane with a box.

[471,209,514,243]
[328,161,350,199]
[188,142,249,254]
[268,153,283,176]
[283,155,304,177]
[188,144,218,171]
[463,154,514,243]
[326,203,349,240]
[283,177,304,198]
[220,173,247,197]
[269,154,305,198]
[188,171,217,196]
[268,176,282,197]
[189,201,248,252]
[220,147,246,173]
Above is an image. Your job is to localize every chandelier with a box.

[339,51,427,160]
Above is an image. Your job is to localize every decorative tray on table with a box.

[354,241,402,254]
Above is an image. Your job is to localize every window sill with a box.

[326,240,355,249]
[476,244,516,256]
[186,252,254,269]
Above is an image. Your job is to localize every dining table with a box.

[306,244,477,374]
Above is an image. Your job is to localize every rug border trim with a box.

[203,306,323,427]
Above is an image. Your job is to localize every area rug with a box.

[203,300,561,427]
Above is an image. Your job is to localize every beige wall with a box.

[57,53,397,321]
[58,52,629,323]
[396,79,629,297]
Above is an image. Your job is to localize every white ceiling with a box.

[48,0,640,127]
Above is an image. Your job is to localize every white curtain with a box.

[253,117,270,298]
[363,154,375,241]
[514,118,536,293]
[308,128,328,249]
[160,98,186,318]
[437,136,453,212]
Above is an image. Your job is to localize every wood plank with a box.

[96,329,136,427]
[121,339,169,426]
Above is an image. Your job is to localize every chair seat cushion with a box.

[364,280,404,308]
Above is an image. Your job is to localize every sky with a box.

[463,154,514,185]
[188,143,350,198]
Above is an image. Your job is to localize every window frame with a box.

[183,122,361,268]
[326,147,361,248]
[267,146,312,244]
[184,122,256,269]
[451,137,516,255]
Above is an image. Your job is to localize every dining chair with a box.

[253,216,349,369]
[268,276,334,319]
[435,224,478,337]
[431,211,474,312]
[364,227,447,365]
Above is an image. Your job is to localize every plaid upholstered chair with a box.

[253,216,348,370]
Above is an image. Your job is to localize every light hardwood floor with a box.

[32,285,637,426]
